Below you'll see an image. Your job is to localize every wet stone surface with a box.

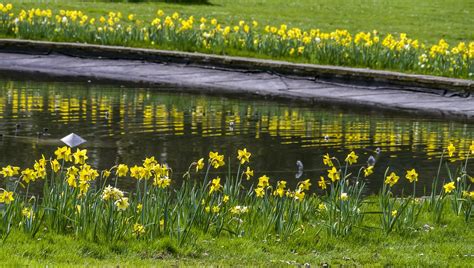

[0,52,473,120]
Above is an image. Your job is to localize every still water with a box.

[0,78,473,194]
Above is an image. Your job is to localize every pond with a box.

[0,77,473,195]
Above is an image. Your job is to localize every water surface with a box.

[0,78,473,195]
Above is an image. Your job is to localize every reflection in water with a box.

[0,79,473,194]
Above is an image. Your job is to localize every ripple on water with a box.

[0,79,473,195]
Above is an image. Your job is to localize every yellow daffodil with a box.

[130,165,142,180]
[405,169,418,183]
[364,166,374,177]
[327,167,340,182]
[67,166,79,177]
[273,187,285,197]
[79,179,90,195]
[0,165,20,178]
[273,181,287,197]
[244,166,254,180]
[196,158,204,172]
[133,223,145,236]
[391,210,398,217]
[277,180,287,190]
[298,179,311,191]
[340,192,349,201]
[318,176,327,190]
[294,189,305,201]
[139,166,152,180]
[153,177,171,188]
[470,141,474,155]
[67,175,77,188]
[223,195,230,203]
[22,207,34,218]
[345,151,358,165]
[35,167,47,180]
[443,182,455,193]
[0,191,14,204]
[102,185,124,201]
[257,175,269,187]
[73,148,88,165]
[237,148,251,164]
[143,157,157,169]
[54,146,72,162]
[102,170,111,179]
[115,197,130,211]
[116,164,129,177]
[230,205,248,215]
[35,155,46,170]
[153,164,168,178]
[50,159,60,173]
[78,164,99,182]
[209,177,222,194]
[447,143,455,157]
[385,172,400,187]
[21,168,36,184]
[209,151,225,169]
[212,205,220,213]
[255,187,265,198]
[323,153,333,167]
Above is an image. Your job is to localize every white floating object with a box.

[61,133,86,148]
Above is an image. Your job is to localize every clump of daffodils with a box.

[2,3,471,82]
[102,185,124,201]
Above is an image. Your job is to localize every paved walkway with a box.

[1,52,473,119]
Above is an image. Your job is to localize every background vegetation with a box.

[2,205,473,266]
[8,0,473,44]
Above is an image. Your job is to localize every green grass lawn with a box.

[2,211,473,266]
[8,0,474,44]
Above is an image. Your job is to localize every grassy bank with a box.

[2,211,473,266]
[7,0,474,44]
[0,145,473,265]
[0,1,472,78]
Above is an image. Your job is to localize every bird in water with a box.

[36,128,50,138]
[367,148,382,166]
[295,160,304,179]
[367,155,376,166]
[14,123,20,135]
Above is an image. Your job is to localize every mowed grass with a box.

[8,0,474,44]
[2,201,473,266]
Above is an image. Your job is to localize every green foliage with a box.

[7,0,472,44]
[0,142,473,265]
[0,1,472,78]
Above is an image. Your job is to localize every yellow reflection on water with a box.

[1,81,473,161]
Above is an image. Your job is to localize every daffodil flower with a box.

[443,182,455,193]
[405,169,418,183]
[385,172,400,187]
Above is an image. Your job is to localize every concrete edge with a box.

[0,38,473,92]
[1,65,473,123]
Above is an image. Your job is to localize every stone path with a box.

[1,52,473,119]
